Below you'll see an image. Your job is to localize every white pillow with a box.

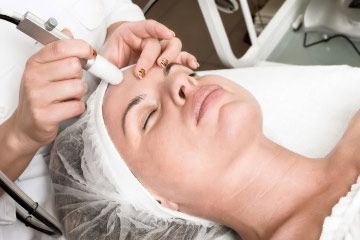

[199,65,360,158]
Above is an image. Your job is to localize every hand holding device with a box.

[16,12,123,85]
[13,32,91,152]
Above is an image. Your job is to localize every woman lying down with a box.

[50,63,360,240]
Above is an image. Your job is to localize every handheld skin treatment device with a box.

[2,11,123,85]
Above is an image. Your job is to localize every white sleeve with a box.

[0,194,16,225]
[105,0,145,27]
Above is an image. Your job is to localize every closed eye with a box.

[189,72,197,77]
[143,109,157,130]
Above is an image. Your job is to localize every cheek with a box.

[217,100,262,154]
[135,125,207,199]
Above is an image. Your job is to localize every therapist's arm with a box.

[0,117,38,181]
[0,37,93,182]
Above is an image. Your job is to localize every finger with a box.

[156,38,183,68]
[175,51,199,69]
[125,20,175,41]
[48,79,85,102]
[134,38,161,79]
[46,100,85,123]
[35,57,83,82]
[31,39,95,64]
[61,28,74,39]
[118,20,175,53]
[34,79,84,107]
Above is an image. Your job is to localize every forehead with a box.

[111,66,162,93]
[104,66,163,108]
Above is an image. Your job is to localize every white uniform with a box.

[0,1,144,239]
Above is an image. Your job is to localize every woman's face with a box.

[103,64,262,206]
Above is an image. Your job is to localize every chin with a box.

[218,100,262,151]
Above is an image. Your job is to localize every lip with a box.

[193,85,223,124]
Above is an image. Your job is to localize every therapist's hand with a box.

[12,35,94,153]
[101,20,199,79]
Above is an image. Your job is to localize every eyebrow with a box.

[122,94,146,135]
[164,62,182,75]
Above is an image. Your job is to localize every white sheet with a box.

[199,65,360,158]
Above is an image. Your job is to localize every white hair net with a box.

[49,78,239,239]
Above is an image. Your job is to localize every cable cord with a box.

[143,0,160,15]
[0,171,62,236]
[0,14,20,25]
[16,208,58,236]
[303,32,360,56]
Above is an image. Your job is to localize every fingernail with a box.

[160,58,169,68]
[171,31,176,37]
[137,68,146,79]
[191,60,199,69]
[92,49,97,58]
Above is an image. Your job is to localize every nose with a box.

[163,71,197,106]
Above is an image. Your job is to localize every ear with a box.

[156,197,179,211]
[147,188,179,211]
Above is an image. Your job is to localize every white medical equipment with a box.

[197,0,360,67]
[304,0,360,41]
[0,10,123,85]
[302,0,360,56]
